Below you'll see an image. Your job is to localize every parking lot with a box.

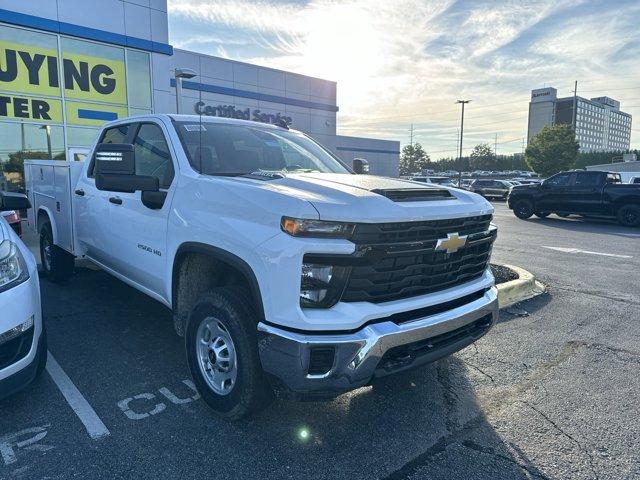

[1,203,639,480]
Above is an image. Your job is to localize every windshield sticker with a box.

[183,124,206,132]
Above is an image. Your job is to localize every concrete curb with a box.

[496,264,546,308]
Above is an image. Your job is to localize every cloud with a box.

[168,0,640,155]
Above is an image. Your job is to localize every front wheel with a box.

[513,199,534,219]
[39,220,74,282]
[617,205,640,227]
[185,287,273,421]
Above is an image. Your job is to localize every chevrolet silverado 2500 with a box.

[25,115,498,420]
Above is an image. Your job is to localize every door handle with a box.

[109,196,123,205]
[74,189,85,196]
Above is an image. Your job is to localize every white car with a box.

[0,192,46,400]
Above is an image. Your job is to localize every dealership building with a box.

[0,1,400,191]
[527,87,632,153]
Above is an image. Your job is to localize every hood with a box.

[244,173,493,222]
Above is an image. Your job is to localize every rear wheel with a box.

[617,205,640,227]
[185,287,273,421]
[513,199,534,219]
[39,220,74,282]
[534,211,550,218]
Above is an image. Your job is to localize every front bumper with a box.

[257,286,498,394]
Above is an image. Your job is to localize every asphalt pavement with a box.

[1,203,638,480]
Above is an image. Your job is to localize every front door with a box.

[536,172,573,212]
[101,121,176,299]
[74,123,135,264]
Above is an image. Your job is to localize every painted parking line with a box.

[542,246,632,259]
[45,352,110,440]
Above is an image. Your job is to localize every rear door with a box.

[567,171,605,214]
[101,121,177,299]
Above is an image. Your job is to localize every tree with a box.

[469,143,497,170]
[399,143,431,175]
[525,124,579,176]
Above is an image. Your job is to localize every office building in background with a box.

[527,87,632,152]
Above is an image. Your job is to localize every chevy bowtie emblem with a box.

[435,232,468,254]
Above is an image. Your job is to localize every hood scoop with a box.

[372,188,454,202]
[241,170,286,181]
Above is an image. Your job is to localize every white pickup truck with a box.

[25,114,498,420]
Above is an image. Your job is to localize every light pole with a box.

[40,124,52,158]
[456,100,471,186]
[174,68,197,114]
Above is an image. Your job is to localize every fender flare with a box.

[36,207,58,245]
[172,242,266,320]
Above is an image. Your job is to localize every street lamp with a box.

[456,100,471,187]
[174,67,197,114]
[40,124,52,159]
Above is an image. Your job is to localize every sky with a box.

[167,0,640,158]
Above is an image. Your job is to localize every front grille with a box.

[341,215,494,303]
[350,214,492,245]
[0,327,34,370]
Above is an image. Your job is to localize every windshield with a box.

[174,121,350,176]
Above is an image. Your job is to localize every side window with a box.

[574,172,601,186]
[101,124,131,144]
[89,124,132,177]
[545,173,571,187]
[606,173,620,184]
[133,124,175,188]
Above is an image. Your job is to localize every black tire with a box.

[185,287,273,421]
[39,220,75,282]
[556,213,570,218]
[534,211,550,218]
[513,199,534,219]
[617,204,640,227]
[35,327,48,378]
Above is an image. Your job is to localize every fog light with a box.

[300,261,350,308]
[0,315,34,345]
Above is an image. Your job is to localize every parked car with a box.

[469,179,513,199]
[1,209,22,237]
[25,114,498,420]
[411,176,455,186]
[0,191,46,400]
[508,170,640,226]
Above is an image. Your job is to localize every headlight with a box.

[300,262,350,308]
[0,240,29,293]
[281,217,355,239]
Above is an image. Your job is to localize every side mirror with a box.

[94,143,159,193]
[353,158,369,174]
[0,191,31,212]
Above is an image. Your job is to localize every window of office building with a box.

[0,23,153,191]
